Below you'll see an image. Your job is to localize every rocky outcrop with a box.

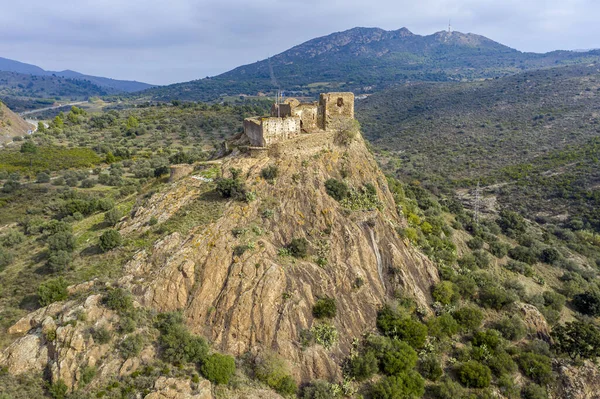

[554,360,600,399]
[122,131,439,382]
[518,303,551,341]
[144,377,212,399]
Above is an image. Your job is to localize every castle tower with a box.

[317,92,355,131]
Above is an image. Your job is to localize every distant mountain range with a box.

[0,57,154,93]
[140,27,600,102]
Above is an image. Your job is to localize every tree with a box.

[369,371,424,399]
[37,121,46,133]
[38,277,69,306]
[457,361,491,388]
[553,320,600,360]
[99,229,122,252]
[20,141,38,168]
[573,289,600,316]
[380,340,418,375]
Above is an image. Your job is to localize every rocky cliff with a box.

[1,129,439,394]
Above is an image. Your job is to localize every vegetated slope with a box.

[357,63,600,229]
[0,56,155,93]
[141,27,600,102]
[0,101,32,142]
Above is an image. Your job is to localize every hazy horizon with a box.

[0,0,598,85]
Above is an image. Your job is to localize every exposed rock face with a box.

[554,360,600,399]
[144,377,212,399]
[517,303,551,341]
[123,131,439,382]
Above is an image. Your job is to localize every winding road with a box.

[18,101,87,117]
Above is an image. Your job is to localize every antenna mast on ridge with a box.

[448,19,452,33]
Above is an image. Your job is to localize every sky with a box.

[0,0,598,85]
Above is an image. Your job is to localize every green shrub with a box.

[47,250,72,273]
[200,353,236,385]
[288,237,308,258]
[521,383,548,399]
[376,306,428,349]
[427,313,460,338]
[104,208,123,226]
[99,229,122,252]
[47,231,76,252]
[427,377,465,399]
[103,288,133,314]
[155,312,209,365]
[505,260,533,276]
[48,379,68,399]
[37,277,69,306]
[380,340,418,375]
[488,241,510,258]
[345,350,379,381]
[472,330,503,351]
[418,356,443,381]
[302,380,340,399]
[494,315,527,341]
[119,334,145,358]
[0,229,25,248]
[487,350,517,376]
[517,353,553,384]
[508,246,537,265]
[91,326,112,344]
[312,297,336,319]
[457,360,491,388]
[542,290,566,312]
[254,352,298,396]
[260,165,279,181]
[36,172,51,183]
[478,284,517,310]
[539,247,560,264]
[467,237,484,250]
[369,371,424,399]
[497,210,526,235]
[431,281,459,305]
[452,306,484,331]
[573,288,600,316]
[79,365,96,387]
[0,247,14,271]
[552,320,600,360]
[324,179,349,201]
[311,323,338,349]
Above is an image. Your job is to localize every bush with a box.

[517,353,553,384]
[311,323,338,349]
[104,208,123,226]
[497,210,526,234]
[369,371,424,399]
[91,326,112,344]
[488,241,509,258]
[427,313,460,338]
[200,353,236,385]
[288,237,308,258]
[302,380,340,399]
[508,246,538,265]
[99,229,122,252]
[457,360,491,388]
[431,281,459,305]
[376,306,428,349]
[254,353,298,396]
[452,306,483,331]
[312,297,336,319]
[47,250,72,273]
[380,340,418,375]
[260,165,279,181]
[572,288,600,316]
[521,383,548,399]
[36,172,51,183]
[494,315,527,341]
[103,288,134,314]
[478,284,517,310]
[467,237,484,250]
[505,260,533,276]
[155,312,209,365]
[487,350,517,376]
[119,334,145,358]
[37,277,69,306]
[427,377,465,399]
[0,247,14,271]
[324,179,349,201]
[47,231,76,252]
[346,350,379,381]
[418,356,443,381]
[539,247,561,264]
[472,329,503,351]
[48,379,68,399]
[552,320,600,360]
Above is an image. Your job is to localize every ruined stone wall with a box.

[318,92,355,131]
[270,103,292,117]
[291,103,319,132]
[243,118,265,147]
[261,117,301,146]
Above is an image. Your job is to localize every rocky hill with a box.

[140,27,600,102]
[0,127,438,396]
[0,100,32,143]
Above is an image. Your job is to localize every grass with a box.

[157,187,226,235]
[0,146,101,173]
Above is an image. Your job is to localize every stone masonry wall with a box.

[318,92,355,131]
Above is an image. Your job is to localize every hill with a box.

[141,27,600,102]
[1,96,600,398]
[357,63,600,229]
[0,57,155,93]
[0,100,32,143]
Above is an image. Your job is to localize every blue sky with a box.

[0,0,598,85]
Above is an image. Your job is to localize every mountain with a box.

[356,63,600,229]
[0,100,32,143]
[0,57,154,93]
[141,27,600,102]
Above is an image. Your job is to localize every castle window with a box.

[337,97,344,107]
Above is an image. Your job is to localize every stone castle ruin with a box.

[243,92,354,147]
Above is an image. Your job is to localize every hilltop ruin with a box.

[243,92,355,147]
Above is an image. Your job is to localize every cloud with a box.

[0,0,598,84]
